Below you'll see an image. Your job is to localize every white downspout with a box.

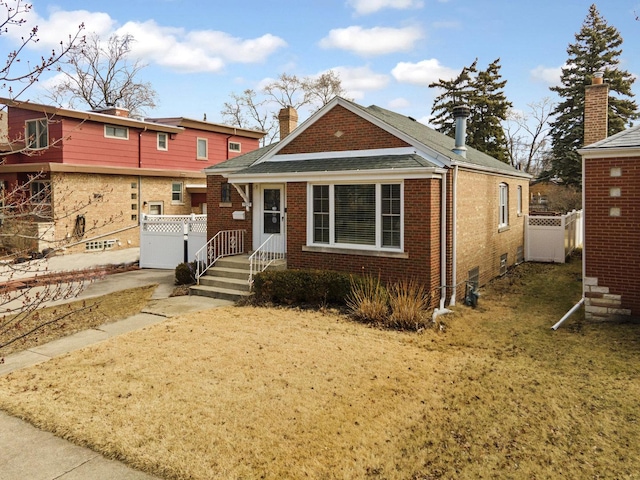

[439,169,447,309]
[552,138,587,330]
[449,165,459,306]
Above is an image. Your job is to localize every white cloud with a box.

[391,59,459,86]
[116,20,287,73]
[530,65,563,86]
[319,25,423,56]
[347,0,424,15]
[387,97,411,109]
[6,7,287,75]
[330,66,390,99]
[4,7,114,48]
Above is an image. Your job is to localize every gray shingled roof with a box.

[234,153,437,176]
[205,142,279,172]
[361,103,518,173]
[206,98,525,176]
[584,124,640,149]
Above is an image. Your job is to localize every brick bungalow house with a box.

[203,97,530,307]
[579,74,640,320]
[0,98,264,254]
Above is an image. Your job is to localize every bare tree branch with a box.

[45,33,157,117]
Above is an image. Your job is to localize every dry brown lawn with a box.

[0,257,639,479]
[0,285,155,356]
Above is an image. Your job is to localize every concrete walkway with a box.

[0,248,232,480]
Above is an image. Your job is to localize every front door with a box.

[257,184,285,253]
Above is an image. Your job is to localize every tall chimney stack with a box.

[452,105,470,158]
[278,106,298,141]
[584,70,609,145]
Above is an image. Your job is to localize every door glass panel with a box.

[263,188,281,234]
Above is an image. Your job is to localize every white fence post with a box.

[139,214,207,269]
[525,210,583,263]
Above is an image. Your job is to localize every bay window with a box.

[309,182,402,250]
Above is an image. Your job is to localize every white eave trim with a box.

[227,167,446,184]
[578,146,640,158]
[267,146,435,163]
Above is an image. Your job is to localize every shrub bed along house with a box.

[254,269,433,331]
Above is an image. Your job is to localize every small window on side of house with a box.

[25,119,48,149]
[221,183,232,204]
[229,141,241,153]
[172,182,183,204]
[197,138,208,160]
[30,180,51,205]
[157,132,168,150]
[516,185,522,215]
[105,125,129,139]
[498,183,509,229]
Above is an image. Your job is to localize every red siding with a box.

[4,106,260,172]
[584,156,640,316]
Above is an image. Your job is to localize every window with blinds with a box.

[309,183,402,250]
[335,184,375,245]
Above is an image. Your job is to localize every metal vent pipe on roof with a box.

[452,105,470,158]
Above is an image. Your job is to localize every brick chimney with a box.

[584,71,609,145]
[278,106,298,140]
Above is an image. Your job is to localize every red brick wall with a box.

[279,105,409,154]
[584,156,640,316]
[207,175,253,250]
[285,179,442,306]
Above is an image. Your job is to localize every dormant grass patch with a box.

[0,256,639,479]
[0,285,155,356]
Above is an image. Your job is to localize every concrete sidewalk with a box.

[0,248,232,480]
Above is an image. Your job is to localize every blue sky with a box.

[2,0,640,125]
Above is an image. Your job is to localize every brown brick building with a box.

[580,75,640,320]
[0,98,264,254]
[204,98,530,307]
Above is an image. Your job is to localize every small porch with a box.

[191,229,286,302]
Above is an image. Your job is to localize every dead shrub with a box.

[346,274,388,324]
[387,278,431,330]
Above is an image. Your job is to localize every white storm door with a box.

[258,184,285,253]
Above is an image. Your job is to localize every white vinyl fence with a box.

[139,214,207,269]
[525,210,583,263]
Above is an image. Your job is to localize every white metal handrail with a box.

[195,229,245,282]
[249,234,285,287]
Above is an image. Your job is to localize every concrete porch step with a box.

[190,284,251,302]
[198,275,250,292]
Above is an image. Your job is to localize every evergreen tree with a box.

[429,58,511,162]
[549,4,637,186]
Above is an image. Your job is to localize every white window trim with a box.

[104,124,129,140]
[25,118,48,150]
[147,201,164,215]
[499,183,509,229]
[228,141,241,153]
[516,185,522,216]
[197,137,208,160]
[306,182,404,253]
[171,181,184,204]
[157,132,168,151]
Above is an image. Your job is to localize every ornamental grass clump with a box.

[346,274,389,324]
[387,277,432,330]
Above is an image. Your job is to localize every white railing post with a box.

[248,234,285,288]
[194,229,246,282]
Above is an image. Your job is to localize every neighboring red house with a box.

[203,97,530,307]
[0,98,264,254]
[580,74,640,321]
